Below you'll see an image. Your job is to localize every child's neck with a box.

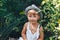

[30,22,38,27]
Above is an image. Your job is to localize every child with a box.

[18,4,44,40]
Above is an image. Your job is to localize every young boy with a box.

[19,4,44,40]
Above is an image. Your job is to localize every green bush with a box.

[0,0,60,40]
[40,0,60,40]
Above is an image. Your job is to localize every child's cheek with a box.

[27,16,30,20]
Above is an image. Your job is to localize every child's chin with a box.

[31,21,37,23]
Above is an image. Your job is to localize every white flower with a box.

[55,4,60,8]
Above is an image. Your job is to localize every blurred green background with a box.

[0,0,60,40]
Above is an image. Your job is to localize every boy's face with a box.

[27,10,40,23]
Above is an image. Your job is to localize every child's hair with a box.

[25,4,43,20]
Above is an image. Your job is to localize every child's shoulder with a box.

[39,24,43,31]
[38,23,43,29]
[24,22,28,25]
[24,22,28,27]
[22,22,28,29]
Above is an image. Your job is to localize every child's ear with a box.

[37,16,40,22]
[37,15,40,20]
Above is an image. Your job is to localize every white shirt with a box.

[18,22,40,40]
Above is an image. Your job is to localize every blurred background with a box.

[0,0,60,40]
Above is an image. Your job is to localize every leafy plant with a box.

[40,0,60,40]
